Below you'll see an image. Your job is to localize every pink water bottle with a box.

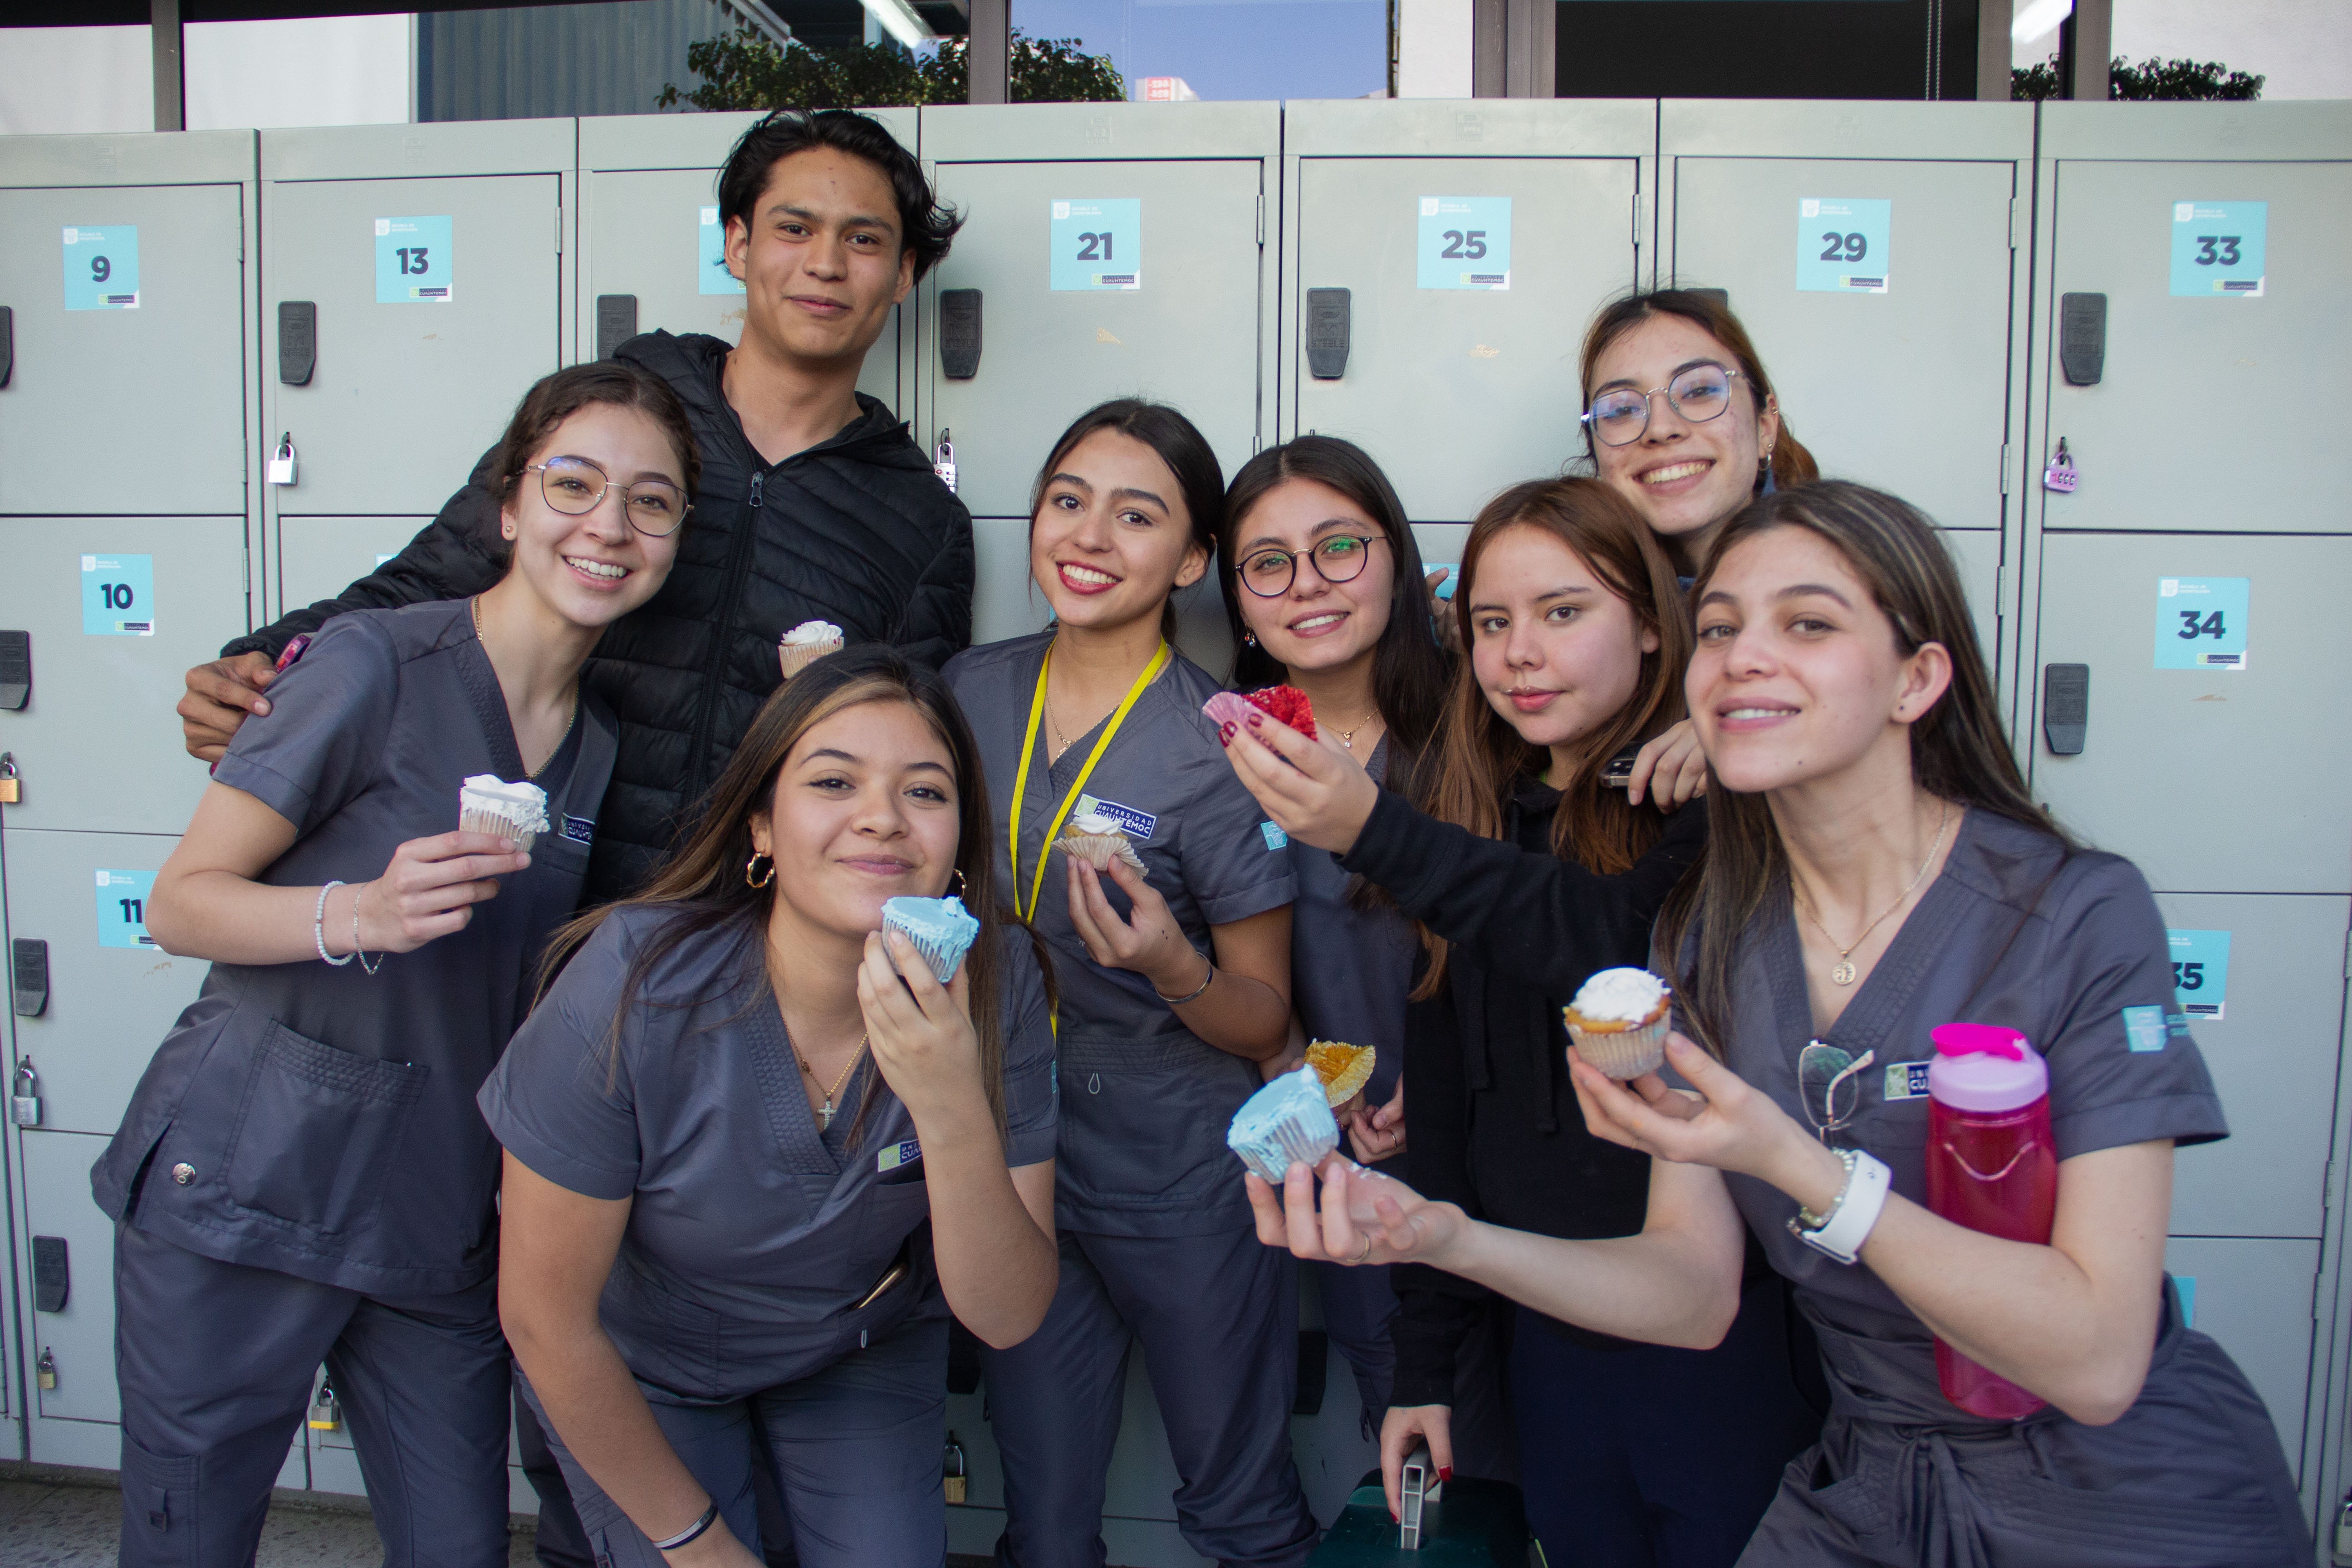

[1926,1022,2058,1419]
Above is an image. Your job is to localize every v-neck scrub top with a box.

[946,632,1298,1237]
[480,905,1058,1401]
[94,600,615,1298]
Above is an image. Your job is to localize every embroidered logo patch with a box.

[2123,1005,2169,1054]
[1075,794,1156,841]
[1883,1062,1932,1101]
[1259,821,1289,851]
[561,814,595,845]
[878,1138,921,1172]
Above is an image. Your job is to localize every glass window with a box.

[1013,0,1389,101]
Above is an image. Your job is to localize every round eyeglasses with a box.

[1237,534,1387,598]
[1797,1040,1877,1145]
[1581,365,1745,447]
[524,456,689,538]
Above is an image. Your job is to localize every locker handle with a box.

[11,938,46,1018]
[2043,663,2089,756]
[278,301,316,386]
[0,628,27,710]
[595,294,638,362]
[939,289,982,379]
[33,1235,68,1313]
[0,304,13,387]
[1306,289,1350,380]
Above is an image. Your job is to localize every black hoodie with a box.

[226,331,975,901]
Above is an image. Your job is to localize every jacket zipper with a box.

[686,467,766,795]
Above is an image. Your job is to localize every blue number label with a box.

[63,225,140,310]
[2153,578,2249,671]
[2170,201,2266,298]
[1796,199,1890,294]
[700,206,745,296]
[96,868,158,949]
[375,216,454,303]
[2166,930,2231,1021]
[1417,197,1512,291]
[81,553,156,637]
[1050,200,1142,291]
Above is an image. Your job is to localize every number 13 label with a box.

[2153,577,2249,671]
[1417,197,1511,290]
[2170,201,2266,297]
[1796,199,1890,294]
[1050,200,1141,291]
[376,215,454,303]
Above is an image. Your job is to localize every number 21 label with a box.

[2153,577,2249,670]
[1050,199,1141,291]
[376,215,455,303]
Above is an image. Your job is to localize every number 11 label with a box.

[1050,200,1141,291]
[82,553,155,637]
[2153,577,2249,671]
[1797,199,1890,294]
[95,868,159,949]
[376,215,454,303]
[1417,197,1511,290]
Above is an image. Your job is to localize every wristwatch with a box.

[1788,1148,1893,1266]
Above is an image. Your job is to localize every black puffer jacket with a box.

[225,331,975,900]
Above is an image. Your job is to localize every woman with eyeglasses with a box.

[94,363,695,1568]
[1220,477,1818,1568]
[1580,288,1819,814]
[1250,481,2308,1568]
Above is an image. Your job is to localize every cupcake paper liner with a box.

[883,918,975,983]
[1565,1011,1670,1080]
[778,634,844,681]
[1056,832,1146,871]
[1227,1065,1342,1184]
[1305,1040,1377,1107]
[881,895,981,984]
[458,805,541,853]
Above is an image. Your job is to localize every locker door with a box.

[22,1128,122,1428]
[2165,1236,2319,1477]
[2029,532,2352,894]
[0,517,246,836]
[278,515,432,613]
[1941,528,2002,683]
[1667,157,2018,531]
[2040,159,2352,536]
[262,173,563,516]
[2157,894,2350,1241]
[1290,154,1638,523]
[0,183,248,517]
[3,828,200,1137]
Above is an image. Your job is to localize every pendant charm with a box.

[817,1100,835,1130]
[1831,960,1857,985]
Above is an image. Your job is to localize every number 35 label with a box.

[2166,929,2230,1020]
[1050,199,1141,291]
[2154,577,2249,671]
[1417,197,1511,290]
[376,215,454,303]
[1797,199,1889,294]
[2171,201,2265,298]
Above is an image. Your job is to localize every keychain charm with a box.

[932,431,957,494]
[2042,438,2079,494]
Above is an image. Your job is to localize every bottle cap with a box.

[1928,1022,2048,1113]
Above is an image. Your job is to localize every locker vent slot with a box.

[0,304,12,387]
[2042,663,2089,756]
[11,939,47,1018]
[939,289,983,380]
[596,295,638,361]
[1305,289,1350,380]
[278,302,316,386]
[0,629,27,710]
[32,1235,67,1313]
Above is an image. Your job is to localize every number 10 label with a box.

[1796,199,1890,294]
[1050,200,1141,291]
[1417,197,1511,291]
[82,553,156,637]
[2154,577,2249,671]
[376,215,454,303]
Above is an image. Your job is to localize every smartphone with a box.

[1602,745,1640,789]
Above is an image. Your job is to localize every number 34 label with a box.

[1417,197,1511,290]
[2154,577,2248,670]
[376,215,454,303]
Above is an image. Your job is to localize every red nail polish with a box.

[1438,1466,1453,1482]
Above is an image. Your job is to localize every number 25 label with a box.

[2153,577,2249,670]
[1417,197,1512,291]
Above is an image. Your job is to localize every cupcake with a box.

[1054,809,1146,871]
[881,894,982,983]
[458,774,550,852]
[1562,967,1673,1079]
[1304,1040,1377,1108]
[1200,686,1319,749]
[778,620,845,681]
[1227,1064,1341,1184]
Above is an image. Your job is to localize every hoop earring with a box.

[949,867,969,899]
[745,852,775,889]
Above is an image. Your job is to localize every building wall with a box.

[0,17,410,137]
[417,0,746,122]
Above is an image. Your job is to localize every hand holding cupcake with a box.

[1563,967,1673,1080]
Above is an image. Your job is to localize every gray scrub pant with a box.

[514,1315,948,1568]
[981,1227,1318,1568]
[113,1220,511,1568]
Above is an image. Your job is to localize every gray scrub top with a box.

[93,600,614,1298]
[1289,738,1409,1110]
[945,632,1298,1237]
[480,904,1058,1401]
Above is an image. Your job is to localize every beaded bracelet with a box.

[314,881,353,967]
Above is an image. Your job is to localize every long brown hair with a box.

[539,647,1026,1143]
[1578,288,1818,493]
[1029,398,1225,650]
[1655,481,2063,1054]
[1217,436,1451,756]
[1411,478,1690,1000]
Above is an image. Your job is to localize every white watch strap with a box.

[1798,1150,1893,1265]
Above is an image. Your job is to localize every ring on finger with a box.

[1350,1234,1373,1265]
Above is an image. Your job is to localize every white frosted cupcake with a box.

[779,620,845,680]
[1227,1064,1341,1184]
[458,774,550,852]
[1563,967,1672,1079]
[1054,809,1145,871]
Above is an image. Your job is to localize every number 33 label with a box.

[1796,199,1890,294]
[2153,577,2249,670]
[1417,197,1511,290]
[2171,201,2266,297]
[376,216,454,303]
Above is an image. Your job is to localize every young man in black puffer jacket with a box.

[178,108,973,904]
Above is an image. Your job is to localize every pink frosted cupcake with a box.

[1563,967,1672,1079]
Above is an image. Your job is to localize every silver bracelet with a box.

[314,881,353,966]
[349,887,382,976]
[1153,952,1215,1005]
[649,1500,718,1552]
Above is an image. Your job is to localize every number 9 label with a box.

[2153,577,2249,671]
[376,215,455,303]
[62,225,140,311]
[1796,198,1890,294]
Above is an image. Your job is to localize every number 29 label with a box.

[1796,199,1890,294]
[2153,577,2249,671]
[376,215,454,303]
[1417,197,1511,290]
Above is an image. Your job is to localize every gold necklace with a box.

[1793,800,1954,986]
[1328,709,1380,753]
[794,1033,869,1130]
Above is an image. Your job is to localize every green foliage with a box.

[656,26,1124,112]
[2013,55,2264,103]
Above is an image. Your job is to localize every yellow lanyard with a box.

[1008,638,1170,925]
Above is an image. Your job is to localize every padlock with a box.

[267,432,298,486]
[36,1347,56,1391]
[932,432,957,495]
[13,1058,41,1127]
[2041,437,2079,494]
[0,752,20,805]
[309,1374,343,1431]
[943,1434,968,1504]
[2335,1495,2352,1558]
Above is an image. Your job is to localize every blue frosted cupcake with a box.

[881,895,982,983]
[1226,1064,1341,1184]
